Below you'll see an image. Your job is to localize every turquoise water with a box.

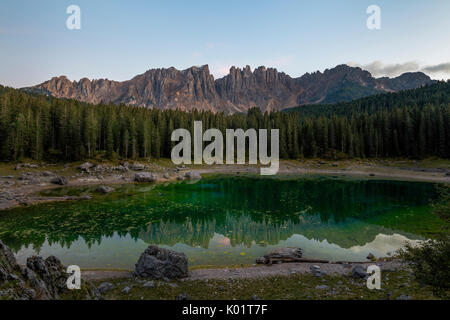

[0,175,441,269]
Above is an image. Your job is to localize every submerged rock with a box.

[135,172,157,183]
[134,245,188,279]
[95,186,114,194]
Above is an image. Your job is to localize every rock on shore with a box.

[134,172,157,183]
[134,245,188,279]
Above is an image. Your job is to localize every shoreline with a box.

[81,259,404,281]
[0,159,449,211]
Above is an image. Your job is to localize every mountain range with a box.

[24,64,434,113]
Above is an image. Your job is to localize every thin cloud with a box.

[422,62,450,74]
[348,60,450,79]
[347,61,420,78]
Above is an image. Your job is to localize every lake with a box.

[0,175,442,269]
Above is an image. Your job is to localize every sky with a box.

[1,0,450,88]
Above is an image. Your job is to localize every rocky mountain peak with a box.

[25,64,434,113]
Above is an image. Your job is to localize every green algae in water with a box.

[0,176,442,269]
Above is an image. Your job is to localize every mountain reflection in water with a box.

[0,176,441,269]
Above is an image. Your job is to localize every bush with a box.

[398,236,450,297]
[397,184,450,298]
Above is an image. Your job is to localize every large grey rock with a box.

[134,245,188,279]
[135,172,157,183]
[50,176,68,185]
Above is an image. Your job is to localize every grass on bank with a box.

[81,269,443,301]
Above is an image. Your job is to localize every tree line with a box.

[0,82,449,162]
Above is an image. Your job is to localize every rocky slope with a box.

[25,64,434,113]
[0,240,101,300]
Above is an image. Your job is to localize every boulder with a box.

[256,247,303,264]
[129,163,147,171]
[351,265,368,279]
[134,245,188,279]
[50,176,68,185]
[78,162,94,172]
[97,282,115,294]
[121,286,131,294]
[135,172,157,183]
[184,172,201,180]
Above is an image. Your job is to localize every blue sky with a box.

[1,0,449,87]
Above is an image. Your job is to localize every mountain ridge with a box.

[24,64,435,113]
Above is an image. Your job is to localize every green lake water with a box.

[0,175,442,270]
